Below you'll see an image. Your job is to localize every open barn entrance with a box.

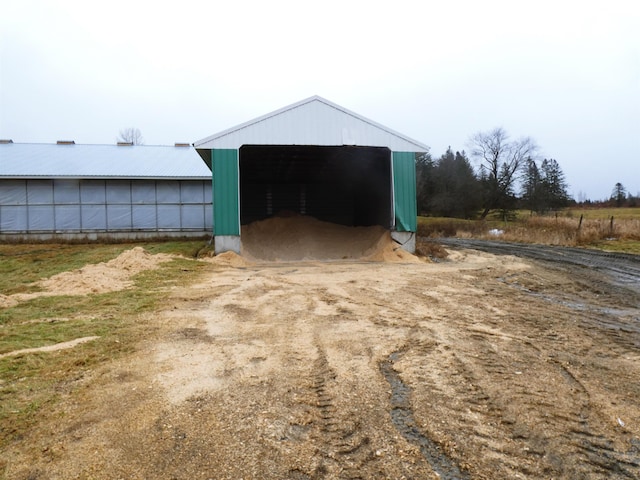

[239,145,392,228]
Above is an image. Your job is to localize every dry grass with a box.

[417,217,486,238]
[492,213,640,247]
[418,208,640,254]
[415,241,449,260]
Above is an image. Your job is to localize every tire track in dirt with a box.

[473,325,640,478]
[550,360,640,478]
[399,291,640,480]
[7,253,640,479]
[298,340,378,479]
[380,345,470,480]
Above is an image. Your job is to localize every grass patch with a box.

[0,241,211,295]
[0,241,212,449]
[589,240,640,255]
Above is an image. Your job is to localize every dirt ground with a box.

[4,240,640,479]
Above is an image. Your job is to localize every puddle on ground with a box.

[380,351,469,480]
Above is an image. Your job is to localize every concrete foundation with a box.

[391,231,416,254]
[0,231,210,243]
[215,235,241,255]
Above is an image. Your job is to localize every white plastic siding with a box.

[0,179,212,233]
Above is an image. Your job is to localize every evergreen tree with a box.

[454,150,481,217]
[611,183,627,207]
[428,148,480,218]
[415,151,435,215]
[539,158,570,211]
[521,157,541,213]
[521,158,570,212]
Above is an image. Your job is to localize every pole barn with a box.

[194,96,428,255]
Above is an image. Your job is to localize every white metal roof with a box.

[0,143,212,179]
[194,96,429,152]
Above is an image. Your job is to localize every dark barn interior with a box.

[239,145,392,227]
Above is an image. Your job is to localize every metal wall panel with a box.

[212,149,240,236]
[392,152,417,232]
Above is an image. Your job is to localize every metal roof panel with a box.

[0,143,212,179]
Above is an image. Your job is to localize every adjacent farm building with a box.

[194,96,429,254]
[0,141,212,240]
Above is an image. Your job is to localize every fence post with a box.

[578,214,583,231]
[610,216,614,236]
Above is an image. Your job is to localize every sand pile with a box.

[240,215,420,263]
[38,246,174,295]
[203,251,253,268]
[0,247,174,309]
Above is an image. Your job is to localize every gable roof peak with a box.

[194,96,428,152]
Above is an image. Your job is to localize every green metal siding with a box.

[212,149,240,235]
[392,152,417,232]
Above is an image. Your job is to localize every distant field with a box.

[561,207,640,220]
[418,207,640,254]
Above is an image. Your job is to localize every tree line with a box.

[417,127,572,219]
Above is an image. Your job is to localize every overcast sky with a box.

[1,0,638,201]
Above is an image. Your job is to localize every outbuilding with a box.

[194,96,428,254]
[0,141,213,240]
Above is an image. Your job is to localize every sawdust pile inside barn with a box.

[240,215,420,263]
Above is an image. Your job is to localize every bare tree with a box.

[469,127,537,219]
[117,127,144,145]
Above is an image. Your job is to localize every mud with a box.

[3,244,640,479]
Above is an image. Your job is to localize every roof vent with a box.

[174,143,190,147]
[117,142,133,146]
[0,139,13,144]
[57,140,75,145]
